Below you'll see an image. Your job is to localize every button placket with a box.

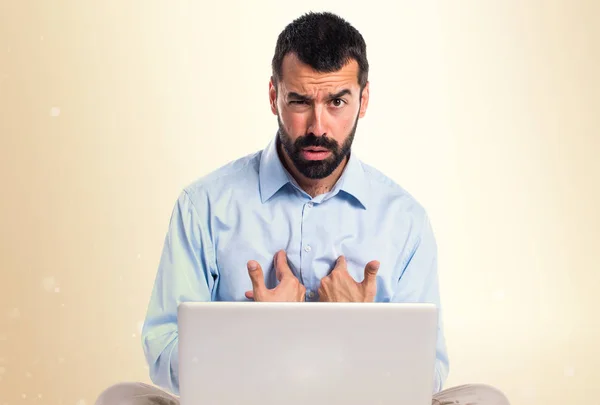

[299,199,316,297]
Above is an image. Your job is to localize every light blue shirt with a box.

[141,133,450,396]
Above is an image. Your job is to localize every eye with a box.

[331,98,346,108]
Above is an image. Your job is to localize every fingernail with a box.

[248,261,257,270]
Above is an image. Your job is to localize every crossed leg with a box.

[95,381,510,405]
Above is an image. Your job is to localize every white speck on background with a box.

[137,253,141,259]
[38,394,42,398]
[8,308,20,319]
[42,277,59,292]
[50,107,60,117]
[55,287,60,293]
[22,394,27,399]
[564,366,575,377]
[132,333,136,338]
[61,303,65,307]
[40,36,44,40]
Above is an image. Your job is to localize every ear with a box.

[358,81,370,118]
[269,77,278,115]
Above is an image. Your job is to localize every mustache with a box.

[294,134,338,150]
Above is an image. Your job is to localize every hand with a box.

[245,250,306,302]
[318,256,380,302]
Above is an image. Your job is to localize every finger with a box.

[245,290,254,300]
[274,250,294,281]
[333,256,348,273]
[362,260,380,286]
[247,260,266,294]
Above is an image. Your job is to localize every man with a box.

[96,11,510,405]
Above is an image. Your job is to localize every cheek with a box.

[280,110,308,134]
[334,109,358,132]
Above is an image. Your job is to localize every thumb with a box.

[247,260,266,293]
[362,260,380,286]
[274,250,294,281]
[334,256,348,271]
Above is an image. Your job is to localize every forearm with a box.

[143,329,180,396]
[432,358,448,394]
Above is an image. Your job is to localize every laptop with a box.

[178,301,438,405]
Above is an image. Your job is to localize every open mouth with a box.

[301,148,331,160]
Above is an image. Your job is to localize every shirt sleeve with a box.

[391,212,450,394]
[141,189,217,396]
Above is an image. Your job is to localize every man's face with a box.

[269,53,369,179]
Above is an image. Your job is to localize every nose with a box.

[307,104,326,137]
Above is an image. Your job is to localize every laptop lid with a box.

[178,301,438,405]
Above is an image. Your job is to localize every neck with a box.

[277,140,348,198]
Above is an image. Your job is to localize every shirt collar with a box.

[259,133,370,209]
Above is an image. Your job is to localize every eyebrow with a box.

[287,89,353,101]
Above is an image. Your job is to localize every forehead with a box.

[279,53,360,94]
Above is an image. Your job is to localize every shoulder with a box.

[359,160,436,253]
[180,150,262,205]
[362,161,428,218]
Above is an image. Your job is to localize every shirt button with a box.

[304,245,311,252]
[307,202,313,208]
[307,291,315,299]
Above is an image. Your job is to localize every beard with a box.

[276,112,360,179]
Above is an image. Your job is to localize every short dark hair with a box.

[271,11,369,91]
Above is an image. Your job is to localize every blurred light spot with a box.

[564,366,575,377]
[42,277,59,292]
[8,308,20,319]
[50,107,60,117]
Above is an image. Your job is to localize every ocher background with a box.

[0,1,598,404]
